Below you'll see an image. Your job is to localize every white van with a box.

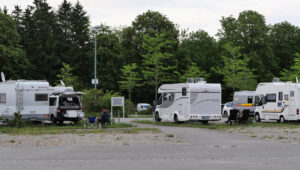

[0,80,50,121]
[136,103,151,112]
[254,80,300,123]
[49,86,85,124]
[155,78,222,123]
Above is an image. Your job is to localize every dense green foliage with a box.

[1,1,300,104]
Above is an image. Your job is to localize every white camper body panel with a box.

[155,82,222,122]
[255,82,300,121]
[0,80,50,120]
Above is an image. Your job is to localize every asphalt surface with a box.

[1,118,300,170]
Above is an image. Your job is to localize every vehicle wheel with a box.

[279,116,285,123]
[51,115,57,125]
[174,114,179,124]
[155,112,161,122]
[58,120,64,125]
[73,119,78,125]
[202,120,208,124]
[255,113,261,122]
[224,111,228,117]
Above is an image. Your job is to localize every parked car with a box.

[137,103,151,113]
[223,102,234,116]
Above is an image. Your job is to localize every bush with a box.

[138,108,153,115]
[81,89,120,113]
[82,89,135,118]
[7,112,28,128]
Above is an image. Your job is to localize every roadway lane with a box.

[0,118,300,170]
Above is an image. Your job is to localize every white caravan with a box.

[254,80,300,123]
[233,91,256,116]
[155,79,222,123]
[0,80,50,121]
[49,86,85,124]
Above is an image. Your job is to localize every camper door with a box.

[264,93,278,119]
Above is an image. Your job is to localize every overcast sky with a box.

[1,0,300,36]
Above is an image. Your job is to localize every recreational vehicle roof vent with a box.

[187,78,195,83]
[272,77,280,82]
[196,77,204,83]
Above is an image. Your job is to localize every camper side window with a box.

[0,93,6,103]
[290,91,295,97]
[169,93,175,101]
[278,92,283,101]
[163,93,168,101]
[182,87,187,96]
[284,94,289,100]
[247,96,253,104]
[266,94,276,102]
[49,98,57,106]
[35,94,48,102]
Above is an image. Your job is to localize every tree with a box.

[270,22,300,70]
[56,63,78,88]
[280,53,300,82]
[69,1,92,89]
[57,0,73,63]
[216,43,257,92]
[179,63,208,82]
[218,10,277,82]
[118,63,141,114]
[177,30,220,79]
[142,33,178,101]
[96,24,123,92]
[0,11,30,79]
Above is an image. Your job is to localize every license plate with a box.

[67,110,78,117]
[202,116,209,120]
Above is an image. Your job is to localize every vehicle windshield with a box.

[226,102,233,107]
[142,105,149,109]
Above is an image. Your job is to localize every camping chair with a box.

[226,109,239,125]
[87,117,97,128]
[237,109,250,124]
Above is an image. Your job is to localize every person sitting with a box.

[98,109,109,128]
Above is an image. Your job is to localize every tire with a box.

[174,114,179,124]
[255,113,261,122]
[73,119,78,125]
[51,115,57,125]
[224,111,228,117]
[58,120,64,125]
[155,112,161,122]
[279,116,285,123]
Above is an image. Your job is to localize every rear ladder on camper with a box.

[16,83,24,111]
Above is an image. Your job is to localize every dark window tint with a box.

[49,98,57,106]
[169,93,175,101]
[35,94,48,101]
[0,93,6,103]
[163,93,168,101]
[278,92,283,101]
[255,96,260,106]
[290,91,295,97]
[182,87,187,96]
[247,96,253,103]
[266,94,276,102]
[284,94,289,100]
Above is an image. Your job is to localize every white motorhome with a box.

[233,91,256,116]
[254,80,300,123]
[0,80,50,121]
[155,79,222,123]
[49,86,85,124]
